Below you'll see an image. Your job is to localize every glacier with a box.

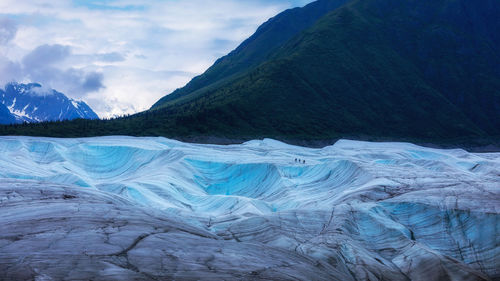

[0,136,498,280]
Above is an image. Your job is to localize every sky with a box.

[0,0,315,118]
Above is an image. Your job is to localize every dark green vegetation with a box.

[152,0,350,108]
[1,0,499,147]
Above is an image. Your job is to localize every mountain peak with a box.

[0,82,99,124]
[5,82,42,94]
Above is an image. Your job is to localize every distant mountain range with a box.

[1,0,499,146]
[0,83,98,124]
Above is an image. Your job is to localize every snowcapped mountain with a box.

[0,82,98,124]
[0,136,498,280]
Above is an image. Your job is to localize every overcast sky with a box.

[0,0,314,118]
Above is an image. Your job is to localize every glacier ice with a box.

[0,136,498,280]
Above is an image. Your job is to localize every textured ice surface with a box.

[0,136,498,280]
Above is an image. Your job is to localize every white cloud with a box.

[0,0,315,118]
[0,17,17,45]
[22,44,71,69]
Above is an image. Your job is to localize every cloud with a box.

[22,44,71,69]
[0,18,17,45]
[95,52,125,62]
[82,72,105,92]
[0,43,105,98]
[25,66,105,98]
[5,44,103,98]
[30,84,55,96]
[0,57,22,85]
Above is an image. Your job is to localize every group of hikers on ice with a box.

[295,158,305,164]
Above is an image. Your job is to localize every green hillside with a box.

[151,0,349,108]
[151,0,500,139]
